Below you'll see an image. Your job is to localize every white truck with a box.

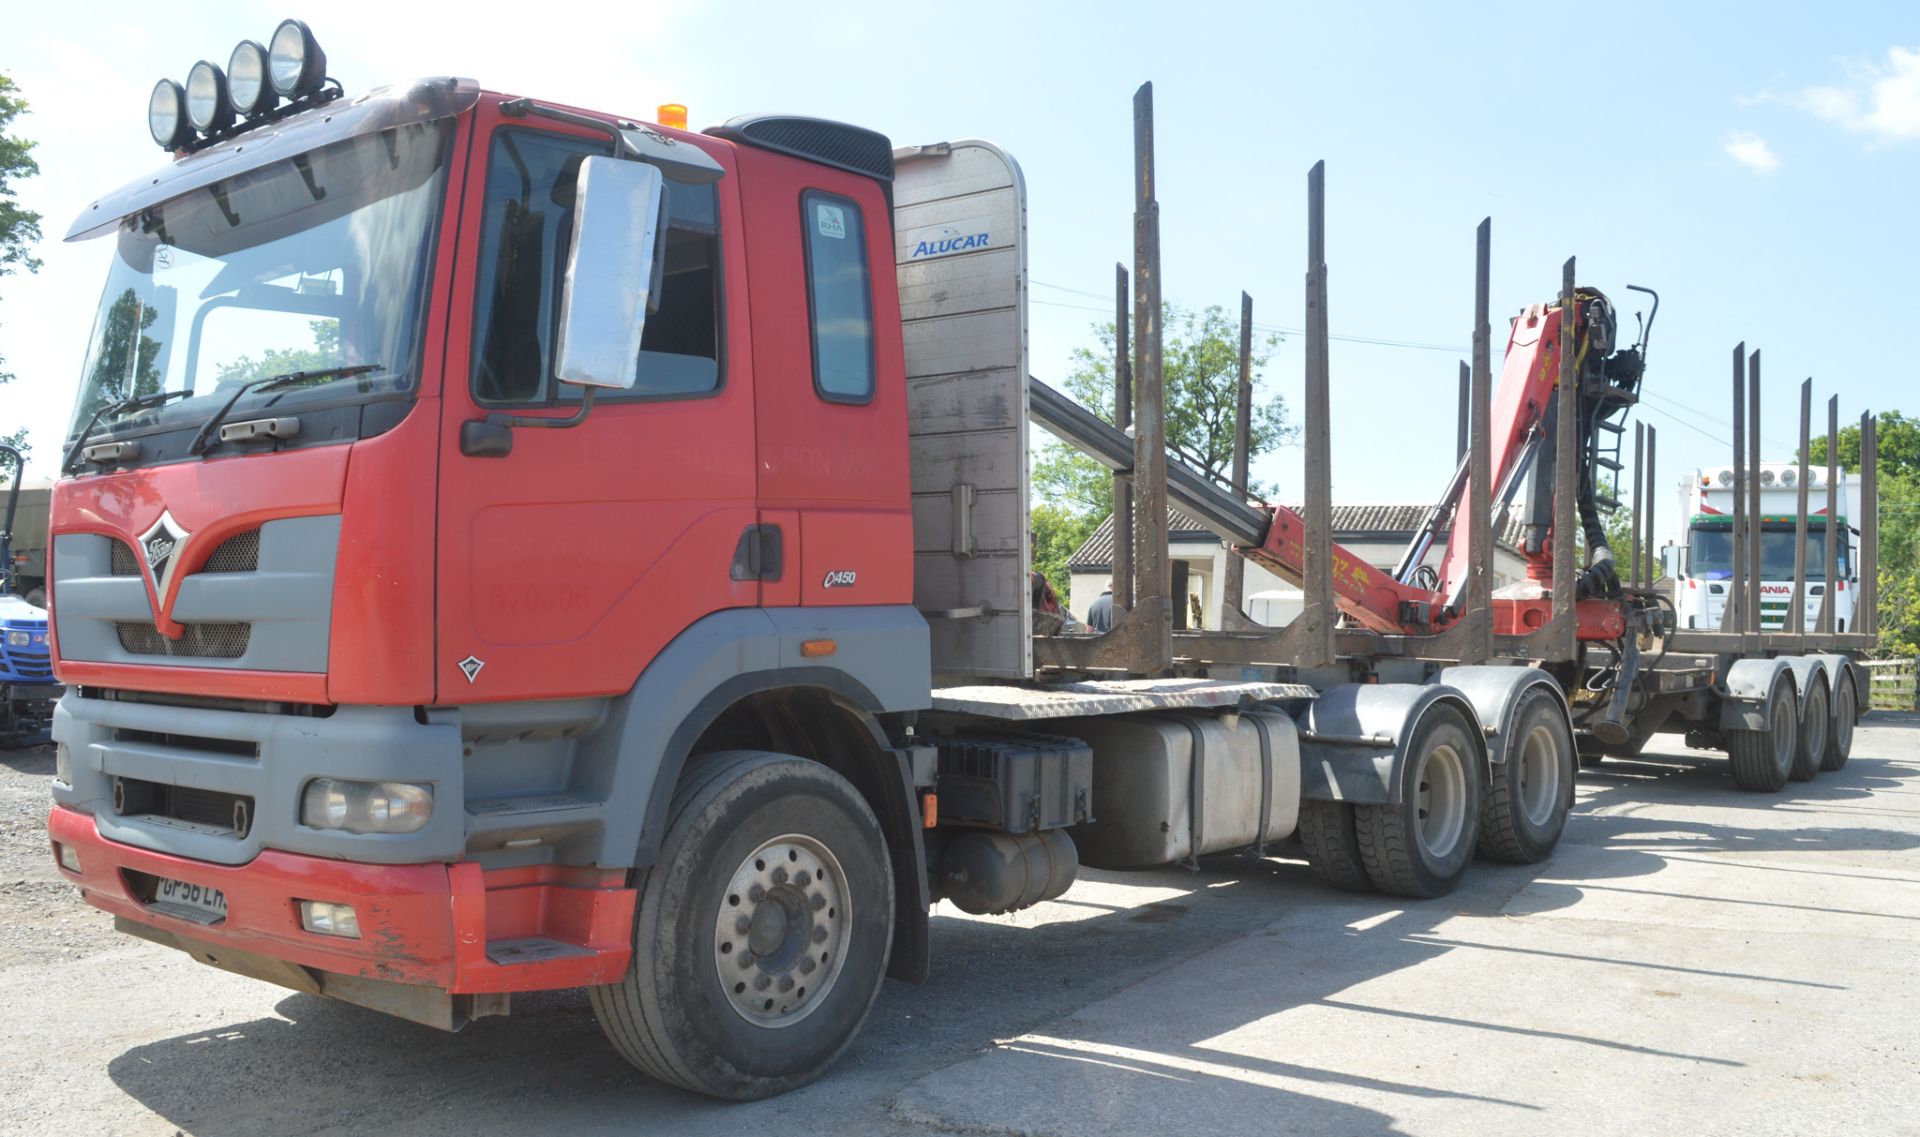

[1667,462,1862,633]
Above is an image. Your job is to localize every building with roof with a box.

[1065,504,1532,630]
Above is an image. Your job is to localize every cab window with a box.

[801,190,874,404]
[471,130,721,405]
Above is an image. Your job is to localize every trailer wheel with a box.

[1823,675,1856,771]
[1476,688,1573,864]
[589,750,893,1100]
[1297,799,1373,892]
[1726,674,1796,793]
[1789,678,1828,782]
[1354,705,1482,898]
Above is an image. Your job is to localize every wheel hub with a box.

[1414,743,1467,860]
[713,835,850,1028]
[1518,723,1561,828]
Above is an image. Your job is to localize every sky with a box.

[2,1,1917,531]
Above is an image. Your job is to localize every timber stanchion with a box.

[1720,345,1746,635]
[1746,350,1762,635]
[1112,262,1133,616]
[1791,380,1811,634]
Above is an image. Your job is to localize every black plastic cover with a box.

[706,115,894,183]
[933,735,1093,832]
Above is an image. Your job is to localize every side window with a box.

[471,130,721,405]
[801,190,875,403]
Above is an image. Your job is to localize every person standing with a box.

[1087,583,1114,632]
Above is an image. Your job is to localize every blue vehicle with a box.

[1,445,57,743]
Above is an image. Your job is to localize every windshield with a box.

[1690,523,1848,581]
[67,120,450,445]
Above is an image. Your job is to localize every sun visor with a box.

[67,77,481,242]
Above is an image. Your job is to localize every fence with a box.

[1865,659,1919,713]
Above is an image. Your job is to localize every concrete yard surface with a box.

[2,716,1917,1136]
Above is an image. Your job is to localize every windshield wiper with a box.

[188,363,384,456]
[62,389,195,473]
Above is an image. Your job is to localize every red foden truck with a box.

[46,20,1881,1099]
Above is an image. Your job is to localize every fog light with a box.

[54,741,71,785]
[299,900,361,939]
[55,842,81,873]
[300,778,433,834]
[227,40,276,117]
[148,78,193,150]
[268,18,327,99]
[185,61,235,135]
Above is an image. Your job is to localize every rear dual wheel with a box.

[1727,674,1797,793]
[1352,705,1483,898]
[1824,675,1857,771]
[1477,688,1574,864]
[1790,679,1829,783]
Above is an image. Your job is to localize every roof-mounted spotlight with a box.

[148,79,194,150]
[185,61,237,136]
[227,40,278,118]
[268,19,327,100]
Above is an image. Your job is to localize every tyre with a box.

[1726,674,1796,793]
[589,750,894,1100]
[1477,687,1574,864]
[1789,678,1828,783]
[1354,704,1482,898]
[1823,673,1856,771]
[1297,798,1373,892]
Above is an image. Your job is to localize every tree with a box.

[1808,409,1920,480]
[1031,502,1101,610]
[0,72,43,462]
[1807,408,1919,657]
[1032,303,1294,524]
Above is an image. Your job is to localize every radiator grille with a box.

[116,621,252,659]
[110,540,140,576]
[115,779,252,836]
[200,530,261,573]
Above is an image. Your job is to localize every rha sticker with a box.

[816,204,847,240]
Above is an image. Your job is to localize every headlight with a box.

[148,79,192,150]
[1717,470,1734,487]
[1759,468,1776,486]
[1780,468,1797,486]
[268,19,327,99]
[55,742,72,785]
[184,61,235,135]
[300,778,433,834]
[227,40,275,117]
[5,630,28,647]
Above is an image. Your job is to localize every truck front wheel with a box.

[590,750,894,1100]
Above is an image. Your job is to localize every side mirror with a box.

[554,156,665,390]
[1661,543,1683,578]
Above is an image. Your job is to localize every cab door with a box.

[434,104,758,703]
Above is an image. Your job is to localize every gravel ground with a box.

[0,737,122,969]
[3,714,1916,1136]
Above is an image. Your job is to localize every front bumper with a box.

[50,804,634,994]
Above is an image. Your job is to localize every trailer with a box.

[43,21,1878,1101]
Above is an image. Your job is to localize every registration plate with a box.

[152,877,229,922]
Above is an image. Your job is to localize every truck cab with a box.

[1666,463,1857,632]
